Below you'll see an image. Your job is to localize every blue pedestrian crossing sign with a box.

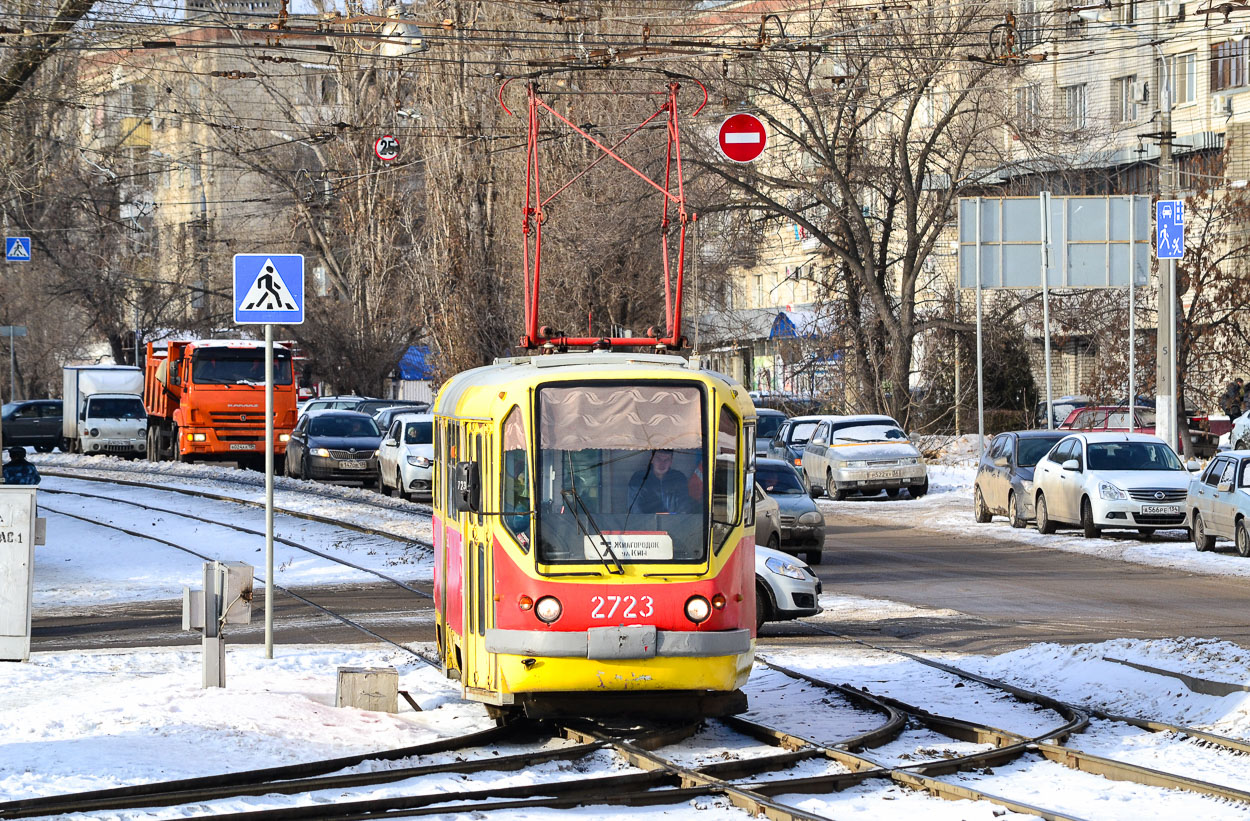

[5,237,30,261]
[233,254,304,325]
[1156,200,1184,260]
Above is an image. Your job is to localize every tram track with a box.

[25,462,1250,818]
[39,465,435,548]
[34,481,438,664]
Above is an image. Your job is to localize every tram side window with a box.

[712,407,741,552]
[501,407,531,548]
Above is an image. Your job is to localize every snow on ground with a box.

[5,450,1250,817]
[6,638,1250,819]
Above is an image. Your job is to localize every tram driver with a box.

[628,448,699,515]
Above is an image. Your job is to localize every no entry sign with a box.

[718,113,767,163]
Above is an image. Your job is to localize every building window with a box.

[1211,40,1246,92]
[1062,84,1086,130]
[1014,0,1041,48]
[1111,75,1139,122]
[1117,0,1137,24]
[1163,52,1197,105]
[1014,84,1041,132]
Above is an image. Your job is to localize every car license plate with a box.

[867,469,903,480]
[338,459,367,470]
[1141,504,1180,515]
[229,443,255,451]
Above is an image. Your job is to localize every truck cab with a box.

[78,394,148,457]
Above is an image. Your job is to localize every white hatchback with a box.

[1032,432,1196,538]
[377,412,434,501]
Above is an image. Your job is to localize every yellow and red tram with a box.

[431,351,757,719]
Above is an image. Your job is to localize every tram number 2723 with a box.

[590,594,655,620]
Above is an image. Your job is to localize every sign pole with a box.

[264,323,274,658]
[1128,198,1136,434]
[1039,192,1054,430]
[975,197,985,455]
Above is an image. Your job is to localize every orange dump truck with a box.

[144,339,298,468]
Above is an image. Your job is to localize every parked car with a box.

[377,412,434,501]
[1,399,62,452]
[1036,395,1092,430]
[1188,450,1250,556]
[285,410,382,486]
[802,415,928,500]
[1229,411,1250,451]
[753,482,781,550]
[765,414,830,480]
[754,543,822,631]
[1060,405,1220,459]
[357,398,429,418]
[973,430,1068,528]
[756,458,827,563]
[298,395,379,417]
[1032,432,1197,538]
[754,408,787,457]
[373,403,432,434]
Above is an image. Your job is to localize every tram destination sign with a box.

[959,195,1150,289]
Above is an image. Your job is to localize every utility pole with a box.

[1153,56,1178,454]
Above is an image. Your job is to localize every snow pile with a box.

[917,433,984,467]
[966,637,1250,736]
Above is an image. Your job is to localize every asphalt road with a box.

[785,509,1250,653]
[30,511,1250,654]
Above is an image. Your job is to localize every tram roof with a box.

[433,351,753,418]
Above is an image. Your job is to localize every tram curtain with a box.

[538,386,701,451]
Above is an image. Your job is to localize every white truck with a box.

[62,365,148,456]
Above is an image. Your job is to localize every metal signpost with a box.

[1156,200,1184,452]
[959,195,1150,451]
[1,326,27,414]
[233,254,304,658]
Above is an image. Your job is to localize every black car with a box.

[756,458,828,564]
[1,399,62,452]
[358,398,429,418]
[973,430,1067,527]
[754,409,787,457]
[285,410,383,487]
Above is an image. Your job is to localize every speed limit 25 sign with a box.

[374,135,399,162]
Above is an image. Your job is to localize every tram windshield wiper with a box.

[561,488,624,575]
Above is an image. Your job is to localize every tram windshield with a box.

[535,384,707,565]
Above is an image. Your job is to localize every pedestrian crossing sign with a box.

[233,254,304,325]
[5,237,30,261]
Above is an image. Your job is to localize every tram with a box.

[431,352,757,718]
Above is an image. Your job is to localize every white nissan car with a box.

[376,412,434,501]
[1032,432,1196,538]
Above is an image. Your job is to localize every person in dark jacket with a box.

[1223,378,1245,420]
[2,446,40,485]
[628,449,696,514]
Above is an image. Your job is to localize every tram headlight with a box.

[684,595,711,624]
[517,595,534,611]
[534,596,562,623]
[711,593,727,610]
[279,434,290,443]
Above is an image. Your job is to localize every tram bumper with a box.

[487,626,751,659]
[486,627,753,695]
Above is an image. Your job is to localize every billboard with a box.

[959,195,1151,289]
